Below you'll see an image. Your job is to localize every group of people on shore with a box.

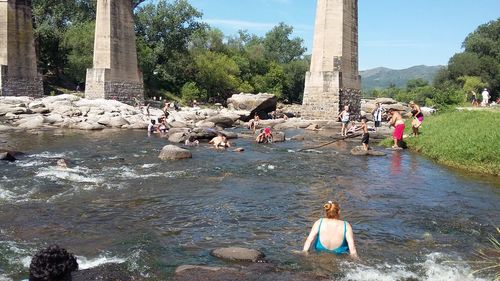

[337,100,426,150]
[471,88,497,107]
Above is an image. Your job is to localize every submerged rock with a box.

[351,146,387,156]
[211,247,265,262]
[159,145,192,160]
[273,132,286,143]
[0,152,16,162]
[174,263,330,281]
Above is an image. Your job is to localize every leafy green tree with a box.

[135,0,204,95]
[193,51,240,102]
[62,22,95,84]
[263,23,306,64]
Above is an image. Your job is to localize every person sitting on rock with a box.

[346,122,358,135]
[185,135,200,147]
[28,245,78,281]
[303,201,358,259]
[209,134,231,149]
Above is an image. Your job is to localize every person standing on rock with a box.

[388,109,405,149]
[303,201,358,258]
[371,102,384,131]
[360,118,370,151]
[338,105,350,136]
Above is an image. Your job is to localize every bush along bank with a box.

[380,110,500,176]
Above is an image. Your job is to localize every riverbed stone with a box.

[168,132,188,143]
[211,247,265,262]
[174,263,330,281]
[76,121,106,130]
[273,132,286,143]
[0,152,16,162]
[206,115,235,128]
[17,115,45,129]
[159,145,192,160]
[351,146,387,156]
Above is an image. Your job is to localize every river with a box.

[0,129,498,280]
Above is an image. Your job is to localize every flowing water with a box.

[0,129,498,280]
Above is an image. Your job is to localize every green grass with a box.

[380,110,500,176]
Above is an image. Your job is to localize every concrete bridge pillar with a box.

[302,0,361,120]
[0,0,43,97]
[85,0,144,104]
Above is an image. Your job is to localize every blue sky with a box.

[183,0,500,70]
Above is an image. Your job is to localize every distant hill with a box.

[360,65,443,91]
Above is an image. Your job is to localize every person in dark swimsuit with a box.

[302,201,358,258]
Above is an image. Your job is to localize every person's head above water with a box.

[29,245,78,281]
[324,201,340,219]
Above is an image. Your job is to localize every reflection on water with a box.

[0,129,498,280]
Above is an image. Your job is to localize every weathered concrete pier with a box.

[302,0,361,120]
[85,0,144,104]
[0,0,43,97]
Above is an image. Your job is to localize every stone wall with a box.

[339,88,361,119]
[301,71,340,120]
[86,0,144,103]
[0,0,44,97]
[0,65,43,97]
[85,68,143,105]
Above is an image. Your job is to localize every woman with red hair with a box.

[303,201,358,258]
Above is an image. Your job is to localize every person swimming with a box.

[209,134,231,149]
[302,201,358,258]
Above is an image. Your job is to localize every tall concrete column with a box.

[0,0,43,97]
[85,0,144,103]
[302,0,361,120]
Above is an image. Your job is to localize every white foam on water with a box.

[0,274,12,281]
[76,255,126,270]
[0,186,16,201]
[27,151,67,159]
[341,253,489,281]
[35,166,103,184]
[141,163,159,169]
[115,166,186,179]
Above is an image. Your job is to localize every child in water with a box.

[360,118,369,151]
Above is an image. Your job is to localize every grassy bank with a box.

[381,110,500,176]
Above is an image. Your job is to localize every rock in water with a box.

[168,132,188,144]
[351,146,386,156]
[211,247,265,262]
[206,115,236,128]
[0,152,16,162]
[227,93,277,121]
[273,132,286,143]
[159,145,192,160]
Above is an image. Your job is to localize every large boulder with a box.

[375,97,398,105]
[75,121,106,130]
[168,132,189,143]
[206,115,236,128]
[227,93,277,121]
[17,115,45,129]
[0,105,29,116]
[159,145,192,160]
[211,247,265,263]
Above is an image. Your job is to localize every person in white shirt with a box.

[481,88,490,107]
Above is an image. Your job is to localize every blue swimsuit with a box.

[314,219,350,255]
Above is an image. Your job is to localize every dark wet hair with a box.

[188,135,196,142]
[151,119,156,125]
[361,117,367,122]
[29,245,78,281]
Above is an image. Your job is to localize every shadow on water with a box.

[0,129,498,280]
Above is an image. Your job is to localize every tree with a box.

[135,0,204,95]
[263,23,306,64]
